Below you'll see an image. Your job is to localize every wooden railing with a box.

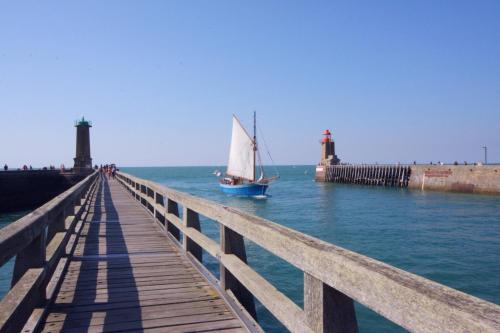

[116,171,500,333]
[0,171,98,333]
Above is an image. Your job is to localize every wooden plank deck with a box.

[39,177,248,333]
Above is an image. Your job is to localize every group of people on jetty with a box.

[99,164,117,179]
[3,164,65,171]
[2,163,120,176]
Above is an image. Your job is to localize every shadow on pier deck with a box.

[40,178,249,333]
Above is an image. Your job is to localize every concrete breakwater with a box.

[409,164,500,194]
[0,170,87,212]
[316,164,500,195]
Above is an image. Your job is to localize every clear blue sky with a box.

[1,1,499,167]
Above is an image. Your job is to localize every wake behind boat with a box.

[219,112,278,196]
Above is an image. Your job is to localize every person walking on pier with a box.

[3,164,7,171]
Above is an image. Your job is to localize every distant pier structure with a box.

[315,129,411,187]
[317,163,412,187]
[314,129,500,194]
[0,119,94,212]
[73,117,93,173]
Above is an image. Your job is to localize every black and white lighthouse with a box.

[73,117,92,173]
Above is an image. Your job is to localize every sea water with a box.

[1,166,499,332]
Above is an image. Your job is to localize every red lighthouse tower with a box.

[320,129,340,165]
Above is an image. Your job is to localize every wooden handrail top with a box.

[117,171,500,333]
[0,171,97,268]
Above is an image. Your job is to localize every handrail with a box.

[0,171,98,333]
[116,171,500,333]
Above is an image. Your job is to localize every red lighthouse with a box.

[320,129,339,165]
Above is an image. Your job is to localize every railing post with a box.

[135,183,140,200]
[182,208,202,262]
[11,218,47,293]
[166,199,181,241]
[145,187,154,214]
[154,192,165,225]
[304,273,358,333]
[220,226,257,319]
[140,185,147,206]
[47,206,68,242]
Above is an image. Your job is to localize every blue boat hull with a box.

[219,182,268,196]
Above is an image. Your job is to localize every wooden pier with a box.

[40,178,251,333]
[1,171,499,333]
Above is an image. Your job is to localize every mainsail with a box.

[227,115,255,181]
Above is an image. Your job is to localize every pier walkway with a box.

[38,178,248,333]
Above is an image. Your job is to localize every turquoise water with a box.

[1,166,498,332]
[119,166,500,332]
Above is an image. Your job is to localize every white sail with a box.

[227,115,255,181]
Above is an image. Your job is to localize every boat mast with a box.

[253,111,256,182]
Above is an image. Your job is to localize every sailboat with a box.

[219,112,277,196]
